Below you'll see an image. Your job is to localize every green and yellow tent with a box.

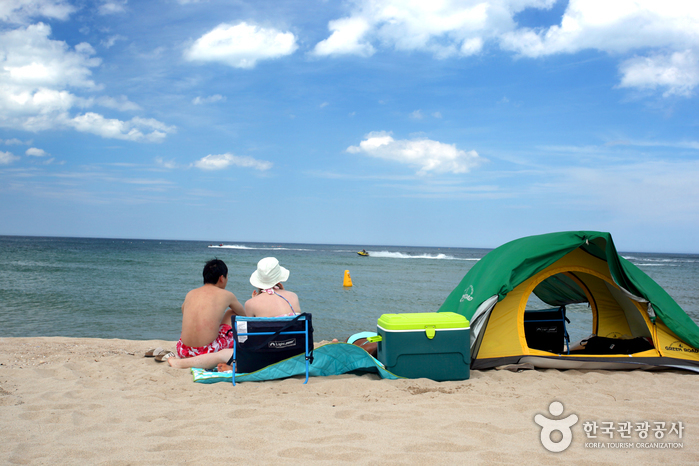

[439,231,699,371]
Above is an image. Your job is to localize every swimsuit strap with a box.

[273,291,295,313]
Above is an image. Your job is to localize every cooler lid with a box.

[378,312,469,331]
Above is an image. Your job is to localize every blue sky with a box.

[1,0,698,252]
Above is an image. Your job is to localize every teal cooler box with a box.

[376,312,470,381]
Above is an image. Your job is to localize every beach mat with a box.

[191,342,402,383]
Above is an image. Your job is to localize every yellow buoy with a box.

[343,269,353,287]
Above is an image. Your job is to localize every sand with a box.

[1,337,697,465]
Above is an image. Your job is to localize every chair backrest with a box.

[229,313,313,384]
[524,306,570,354]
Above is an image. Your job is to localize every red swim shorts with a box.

[176,324,235,358]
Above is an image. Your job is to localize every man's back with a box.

[181,284,238,347]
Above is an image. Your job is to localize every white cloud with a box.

[315,0,699,97]
[94,95,141,111]
[347,131,483,175]
[500,0,699,57]
[0,23,97,128]
[69,113,176,142]
[26,147,48,156]
[98,1,127,15]
[0,21,174,141]
[1,138,26,145]
[0,151,19,165]
[0,151,21,164]
[618,50,699,97]
[409,110,423,120]
[193,153,273,171]
[101,34,126,49]
[312,0,518,58]
[312,16,375,57]
[184,22,297,68]
[155,157,178,169]
[461,37,484,56]
[192,94,225,105]
[499,0,699,95]
[1,23,100,90]
[0,0,75,23]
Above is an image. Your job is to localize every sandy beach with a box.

[1,337,697,465]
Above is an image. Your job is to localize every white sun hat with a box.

[250,257,290,289]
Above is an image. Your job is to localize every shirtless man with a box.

[174,259,245,359]
[168,257,300,370]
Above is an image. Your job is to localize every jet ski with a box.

[357,250,369,256]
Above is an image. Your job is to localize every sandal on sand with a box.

[155,351,175,362]
[144,347,163,357]
[152,348,169,358]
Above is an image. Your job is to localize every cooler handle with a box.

[367,335,382,343]
[425,326,436,339]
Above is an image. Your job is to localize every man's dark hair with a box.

[203,259,228,285]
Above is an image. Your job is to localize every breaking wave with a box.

[208,244,312,251]
[366,251,478,261]
[624,256,697,267]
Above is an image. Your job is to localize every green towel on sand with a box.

[191,342,402,383]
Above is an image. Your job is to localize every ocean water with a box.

[0,236,697,343]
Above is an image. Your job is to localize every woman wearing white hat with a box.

[245,257,301,317]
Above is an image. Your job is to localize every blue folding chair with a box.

[228,313,314,385]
